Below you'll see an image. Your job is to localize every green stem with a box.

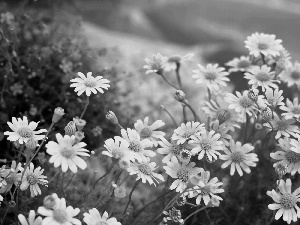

[244,114,249,144]
[123,180,141,215]
[183,206,207,222]
[80,96,90,119]
[162,107,178,127]
[207,88,212,130]
[175,63,183,90]
[185,102,200,122]
[161,74,179,90]
[93,162,115,189]
[182,105,187,123]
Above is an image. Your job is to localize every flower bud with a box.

[73,118,86,131]
[207,197,220,207]
[113,185,126,198]
[52,107,65,124]
[64,121,76,136]
[174,90,186,103]
[26,138,37,150]
[106,111,118,125]
[74,131,85,143]
[261,107,272,122]
[248,89,258,102]
[43,194,58,209]
[274,161,288,178]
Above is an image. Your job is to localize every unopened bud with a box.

[274,161,288,178]
[261,107,272,122]
[207,197,220,207]
[52,107,65,124]
[26,138,37,150]
[8,200,16,208]
[174,90,186,103]
[248,89,258,102]
[106,111,118,125]
[74,131,85,143]
[73,118,86,131]
[43,194,58,209]
[217,110,231,124]
[178,149,191,163]
[64,121,76,136]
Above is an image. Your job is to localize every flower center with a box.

[292,107,300,114]
[138,164,152,175]
[199,139,212,151]
[291,71,300,80]
[204,72,217,80]
[111,147,124,159]
[280,193,297,209]
[26,174,38,185]
[231,151,244,163]
[255,72,271,82]
[129,141,141,152]
[140,127,152,139]
[177,169,189,183]
[237,60,250,69]
[53,209,68,223]
[84,80,96,88]
[61,146,75,159]
[275,120,289,131]
[171,141,184,156]
[217,109,231,123]
[257,42,269,50]
[285,151,300,163]
[239,96,253,108]
[17,127,33,139]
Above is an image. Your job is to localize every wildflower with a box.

[163,159,203,193]
[211,120,232,146]
[245,33,283,57]
[134,117,165,147]
[43,193,59,209]
[143,53,167,75]
[106,111,119,125]
[64,121,76,136]
[162,208,184,224]
[112,183,126,198]
[18,210,43,225]
[70,72,110,96]
[83,208,121,225]
[207,196,220,207]
[226,56,253,73]
[52,107,65,124]
[264,114,300,139]
[4,116,47,144]
[267,179,300,224]
[244,65,278,91]
[172,121,205,145]
[120,128,155,162]
[157,138,187,163]
[73,118,86,131]
[278,62,300,87]
[0,161,23,194]
[189,170,224,205]
[219,140,258,176]
[265,88,284,109]
[46,133,90,173]
[274,161,288,178]
[103,136,135,161]
[20,163,48,197]
[192,64,229,91]
[280,98,300,119]
[189,130,223,161]
[38,196,81,225]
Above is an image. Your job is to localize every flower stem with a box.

[80,96,90,119]
[183,206,207,222]
[185,102,200,122]
[161,106,178,127]
[93,161,115,189]
[182,105,187,123]
[175,63,183,90]
[207,88,212,130]
[161,74,179,90]
[123,180,141,215]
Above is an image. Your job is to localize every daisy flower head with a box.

[245,33,283,57]
[38,196,81,225]
[20,163,48,197]
[226,55,253,73]
[18,210,43,225]
[264,114,300,139]
[271,137,300,175]
[157,137,188,163]
[127,158,164,186]
[0,160,23,194]
[4,116,47,144]
[278,62,300,87]
[103,136,134,162]
[280,98,300,119]
[265,88,284,109]
[120,128,155,162]
[46,133,90,173]
[83,208,121,225]
[244,65,278,91]
[219,140,258,176]
[189,130,223,161]
[134,117,165,147]
[143,53,167,75]
[70,72,110,96]
[171,121,205,145]
[267,179,300,224]
[192,63,229,91]
[163,159,203,193]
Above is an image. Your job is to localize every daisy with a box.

[163,159,203,193]
[267,179,300,224]
[278,62,300,87]
[189,170,224,205]
[0,161,23,194]
[103,136,135,161]
[219,140,258,176]
[226,56,253,73]
[171,121,205,145]
[189,130,223,161]
[4,116,47,144]
[83,208,121,225]
[264,114,300,139]
[46,133,90,173]
[18,210,43,225]
[211,120,232,146]
[245,33,283,57]
[70,72,110,96]
[280,98,300,119]
[192,64,229,91]
[20,163,48,197]
[127,158,164,186]
[134,117,165,147]
[120,128,155,162]
[265,88,284,109]
[38,196,81,225]
[270,137,300,175]
[157,137,187,163]
[143,53,167,75]
[244,65,278,91]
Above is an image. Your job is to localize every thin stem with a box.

[1,206,10,225]
[207,88,212,130]
[93,162,115,189]
[61,172,66,198]
[64,173,76,189]
[182,105,187,123]
[244,114,249,144]
[183,206,207,222]
[175,63,183,90]
[161,107,178,127]
[123,180,141,215]
[80,96,90,119]
[185,102,200,122]
[161,74,179,90]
